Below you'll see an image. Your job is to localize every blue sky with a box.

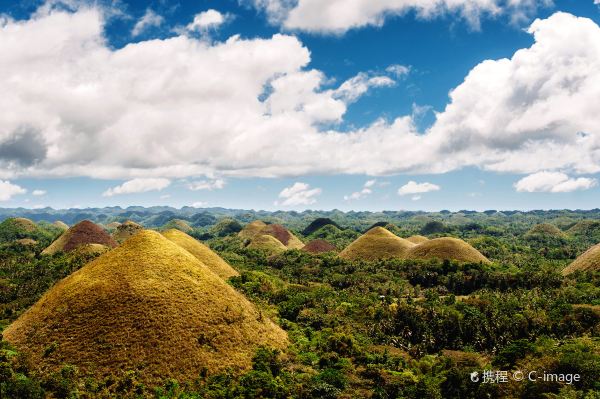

[1,0,600,211]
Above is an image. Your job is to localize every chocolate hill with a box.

[339,227,415,261]
[260,224,304,249]
[4,230,287,386]
[563,243,600,275]
[246,234,287,254]
[302,218,341,236]
[112,220,143,243]
[0,217,39,242]
[53,221,69,230]
[406,235,429,244]
[238,221,267,240]
[302,239,336,254]
[162,219,193,233]
[42,220,117,255]
[162,229,239,279]
[406,237,490,264]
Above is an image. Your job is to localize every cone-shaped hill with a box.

[302,239,336,254]
[302,218,341,236]
[246,234,287,255]
[339,227,415,261]
[162,219,193,233]
[567,220,600,236]
[112,220,143,243]
[105,221,121,230]
[406,237,490,264]
[406,235,429,244]
[53,221,69,230]
[238,220,267,240]
[563,243,600,275]
[260,224,304,249]
[162,229,239,279]
[42,220,118,255]
[4,230,287,386]
[0,217,40,242]
[525,223,565,238]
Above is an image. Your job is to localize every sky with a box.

[1,0,600,211]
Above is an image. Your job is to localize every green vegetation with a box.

[0,210,598,398]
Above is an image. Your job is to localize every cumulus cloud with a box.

[1,7,599,183]
[276,182,321,206]
[103,178,171,197]
[252,0,550,33]
[398,181,440,196]
[187,178,226,191]
[0,180,26,201]
[386,64,410,78]
[186,9,226,32]
[131,9,163,37]
[32,189,47,196]
[344,179,376,201]
[514,172,597,193]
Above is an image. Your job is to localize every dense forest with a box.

[0,208,598,398]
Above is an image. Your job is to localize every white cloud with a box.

[192,201,208,207]
[344,179,376,201]
[514,172,597,193]
[32,189,46,196]
[131,9,163,37]
[103,178,171,197]
[253,0,549,33]
[1,8,600,184]
[386,64,410,77]
[398,181,440,196]
[0,180,27,201]
[411,195,421,201]
[160,194,171,199]
[276,182,321,206]
[187,178,226,191]
[186,9,226,32]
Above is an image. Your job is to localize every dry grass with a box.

[302,239,336,254]
[112,220,143,243]
[53,221,69,230]
[162,219,193,233]
[525,223,565,237]
[105,222,121,230]
[162,229,239,279]
[42,220,118,255]
[339,227,415,261]
[259,224,304,249]
[406,237,490,264]
[406,235,429,244]
[4,230,287,386]
[563,243,600,275]
[246,234,287,255]
[1,217,37,232]
[238,221,267,240]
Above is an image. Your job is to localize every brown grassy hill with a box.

[406,237,490,264]
[112,220,143,243]
[4,217,37,232]
[302,239,336,254]
[567,220,600,236]
[339,227,415,261]
[53,221,69,230]
[260,224,304,249]
[105,221,121,230]
[42,220,118,255]
[246,234,287,255]
[238,221,267,240]
[4,230,287,386]
[72,243,110,256]
[162,229,239,279]
[406,235,429,244]
[525,223,565,238]
[563,243,600,275]
[162,219,193,233]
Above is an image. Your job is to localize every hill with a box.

[3,230,287,386]
[0,217,40,242]
[162,219,193,233]
[302,218,341,236]
[162,229,239,279]
[238,221,267,240]
[112,220,143,243]
[209,218,243,237]
[567,220,600,236]
[260,224,304,249]
[339,227,415,261]
[406,237,490,264]
[406,235,429,244]
[302,239,337,254]
[42,220,118,255]
[525,223,565,238]
[246,234,287,254]
[105,221,121,230]
[563,243,600,275]
[53,221,69,230]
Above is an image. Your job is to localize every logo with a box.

[470,371,479,382]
